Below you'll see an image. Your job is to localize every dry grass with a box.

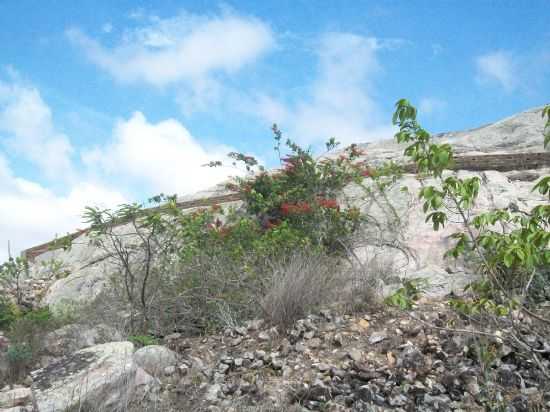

[259,252,341,329]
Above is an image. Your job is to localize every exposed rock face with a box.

[23,106,550,305]
[42,323,122,358]
[0,387,32,409]
[30,341,136,412]
[132,345,178,377]
[346,167,548,296]
[352,106,547,165]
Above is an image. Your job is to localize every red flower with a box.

[280,201,312,216]
[361,168,372,177]
[317,198,339,210]
[280,203,291,216]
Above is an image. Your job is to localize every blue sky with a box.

[0,1,549,259]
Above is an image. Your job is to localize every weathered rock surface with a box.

[132,345,177,377]
[30,341,135,412]
[353,106,547,165]
[42,323,122,357]
[0,387,32,409]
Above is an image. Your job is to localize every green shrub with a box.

[128,334,159,347]
[78,125,405,336]
[0,296,19,330]
[0,255,28,305]
[225,129,368,254]
[5,306,60,381]
[393,100,550,305]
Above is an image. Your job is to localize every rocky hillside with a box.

[23,107,549,308]
[1,106,549,411]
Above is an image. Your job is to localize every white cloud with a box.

[67,11,274,88]
[0,80,75,181]
[251,32,395,146]
[419,97,447,116]
[82,111,239,195]
[0,153,126,261]
[0,76,239,260]
[475,51,517,92]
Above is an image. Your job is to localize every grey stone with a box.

[0,388,33,409]
[133,345,177,377]
[31,342,136,412]
[368,333,386,345]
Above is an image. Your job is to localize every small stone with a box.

[218,363,230,374]
[308,338,322,349]
[254,350,267,360]
[317,363,330,373]
[304,331,316,340]
[271,359,284,370]
[164,332,182,342]
[164,365,176,376]
[258,331,270,341]
[388,393,408,407]
[250,359,263,369]
[230,337,243,346]
[368,333,386,344]
[247,319,264,331]
[320,309,332,321]
[424,393,451,406]
[333,333,343,346]
[205,384,221,402]
[221,383,238,395]
[294,343,306,353]
[234,358,243,368]
[234,326,247,336]
[220,356,234,365]
[356,385,373,402]
[347,349,362,362]
[522,386,539,396]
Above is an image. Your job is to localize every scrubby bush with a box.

[225,130,369,254]
[259,252,341,328]
[0,254,28,306]
[80,125,405,337]
[0,296,19,330]
[392,98,550,381]
[5,307,59,381]
[128,334,159,347]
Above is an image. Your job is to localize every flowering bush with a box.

[224,127,373,253]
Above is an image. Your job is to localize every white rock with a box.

[31,341,136,412]
[0,387,32,408]
[133,345,177,377]
[43,323,121,356]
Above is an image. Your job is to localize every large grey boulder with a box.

[133,345,177,377]
[31,341,136,412]
[42,323,122,357]
[0,387,33,409]
[349,167,548,296]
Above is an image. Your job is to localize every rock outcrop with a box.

[30,341,136,411]
[17,106,548,308]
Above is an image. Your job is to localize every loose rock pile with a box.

[1,301,549,411]
[109,301,550,411]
